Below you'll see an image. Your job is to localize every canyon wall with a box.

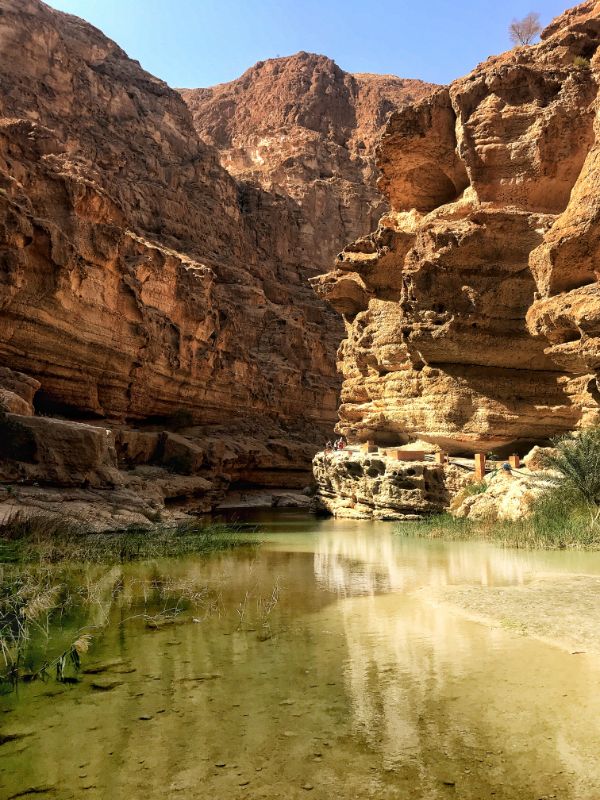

[0,0,435,523]
[313,1,600,456]
[180,55,435,271]
[0,0,338,438]
[0,0,340,520]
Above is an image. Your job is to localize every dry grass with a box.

[0,513,257,564]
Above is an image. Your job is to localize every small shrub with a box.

[462,480,487,497]
[509,12,541,46]
[574,56,591,70]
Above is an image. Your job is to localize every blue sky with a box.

[45,0,570,88]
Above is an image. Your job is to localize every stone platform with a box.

[312,449,468,521]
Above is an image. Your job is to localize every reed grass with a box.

[0,514,257,564]
[398,486,600,550]
[0,513,260,691]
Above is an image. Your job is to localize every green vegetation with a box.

[399,427,600,550]
[573,55,591,70]
[399,489,600,550]
[542,427,600,515]
[461,479,487,497]
[0,514,260,692]
[0,513,256,564]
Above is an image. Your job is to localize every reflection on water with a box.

[2,512,600,799]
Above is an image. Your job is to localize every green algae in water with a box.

[3,513,600,799]
[0,521,258,695]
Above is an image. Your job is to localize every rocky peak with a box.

[181,51,434,154]
[180,53,437,272]
[185,53,356,146]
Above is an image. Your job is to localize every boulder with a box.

[159,433,205,474]
[114,429,162,467]
[523,445,558,472]
[0,414,120,487]
[451,470,542,522]
[312,450,467,520]
[0,367,40,415]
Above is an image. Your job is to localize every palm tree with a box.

[543,427,600,524]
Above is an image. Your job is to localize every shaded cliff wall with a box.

[0,0,341,465]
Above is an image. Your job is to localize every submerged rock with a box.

[90,679,124,692]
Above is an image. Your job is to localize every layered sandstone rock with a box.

[313,449,467,520]
[526,6,600,422]
[314,2,600,459]
[0,367,39,415]
[0,414,121,487]
[0,2,340,430]
[180,54,436,270]
[0,0,355,522]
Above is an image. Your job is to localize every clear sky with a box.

[44,0,571,88]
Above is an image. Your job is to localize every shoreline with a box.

[413,573,600,657]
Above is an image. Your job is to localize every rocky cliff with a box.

[0,0,347,524]
[180,54,435,270]
[313,1,600,461]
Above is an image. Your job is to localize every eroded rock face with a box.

[180,54,436,271]
[0,0,348,509]
[312,450,467,520]
[0,367,39,415]
[0,414,121,488]
[314,2,600,456]
[526,5,600,420]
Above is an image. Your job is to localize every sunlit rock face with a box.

[313,2,600,455]
[312,450,468,520]
[0,0,348,497]
[526,5,600,424]
[180,54,437,272]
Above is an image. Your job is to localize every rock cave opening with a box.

[32,390,104,422]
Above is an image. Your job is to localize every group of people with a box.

[325,437,346,452]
